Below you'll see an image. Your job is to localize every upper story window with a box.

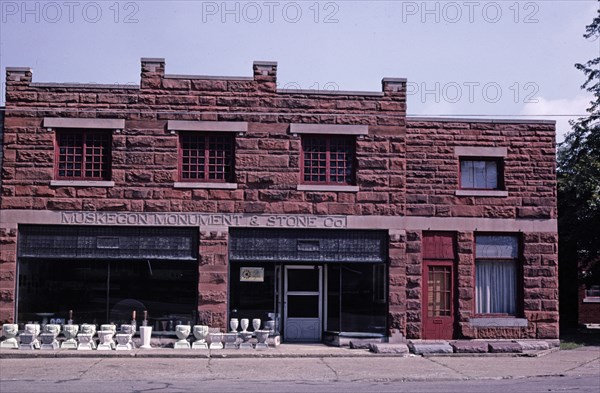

[301,135,355,185]
[460,158,503,190]
[475,235,519,315]
[55,130,111,180]
[179,133,234,182]
[454,146,508,197]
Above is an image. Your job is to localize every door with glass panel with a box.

[422,233,456,339]
[284,266,322,342]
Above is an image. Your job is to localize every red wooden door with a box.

[422,233,456,340]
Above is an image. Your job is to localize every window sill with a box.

[469,317,528,328]
[583,297,600,303]
[455,189,508,197]
[173,182,238,190]
[50,180,115,187]
[297,184,359,192]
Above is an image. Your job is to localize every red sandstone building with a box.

[0,59,559,343]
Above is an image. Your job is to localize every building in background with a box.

[0,59,558,342]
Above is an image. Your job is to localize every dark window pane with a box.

[228,263,276,323]
[287,268,320,292]
[341,264,387,334]
[17,259,197,327]
[287,295,319,318]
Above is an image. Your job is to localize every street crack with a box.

[320,357,340,381]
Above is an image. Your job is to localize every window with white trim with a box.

[475,235,519,315]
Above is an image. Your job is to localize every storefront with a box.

[228,229,388,343]
[16,225,199,331]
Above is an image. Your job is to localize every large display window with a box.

[16,225,199,331]
[17,258,198,329]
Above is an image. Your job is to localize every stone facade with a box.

[0,59,558,340]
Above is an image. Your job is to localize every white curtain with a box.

[461,161,498,189]
[476,260,517,314]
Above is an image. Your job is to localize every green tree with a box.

[557,8,600,327]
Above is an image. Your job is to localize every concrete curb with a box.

[0,348,405,359]
[0,347,560,359]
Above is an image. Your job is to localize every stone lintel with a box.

[454,146,508,157]
[167,120,248,133]
[290,123,369,136]
[43,118,125,130]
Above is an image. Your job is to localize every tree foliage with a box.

[558,7,600,291]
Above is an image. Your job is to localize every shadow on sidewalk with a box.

[560,328,600,349]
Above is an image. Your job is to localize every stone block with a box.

[488,341,523,353]
[370,343,409,355]
[451,341,488,353]
[348,339,384,349]
[408,341,453,354]
[515,340,550,351]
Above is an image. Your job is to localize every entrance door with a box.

[422,233,456,339]
[284,266,322,342]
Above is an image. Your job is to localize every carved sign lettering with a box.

[60,212,347,229]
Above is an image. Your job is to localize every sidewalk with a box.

[0,339,564,359]
[1,346,598,383]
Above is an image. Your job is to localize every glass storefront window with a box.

[229,262,388,338]
[229,263,276,323]
[325,263,387,335]
[17,259,198,329]
[340,264,387,334]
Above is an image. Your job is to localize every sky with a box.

[1,0,598,142]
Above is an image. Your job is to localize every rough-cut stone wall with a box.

[404,230,422,338]
[406,120,556,219]
[456,231,475,338]
[198,230,228,328]
[0,228,17,323]
[522,232,560,338]
[388,230,406,338]
[1,62,407,217]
